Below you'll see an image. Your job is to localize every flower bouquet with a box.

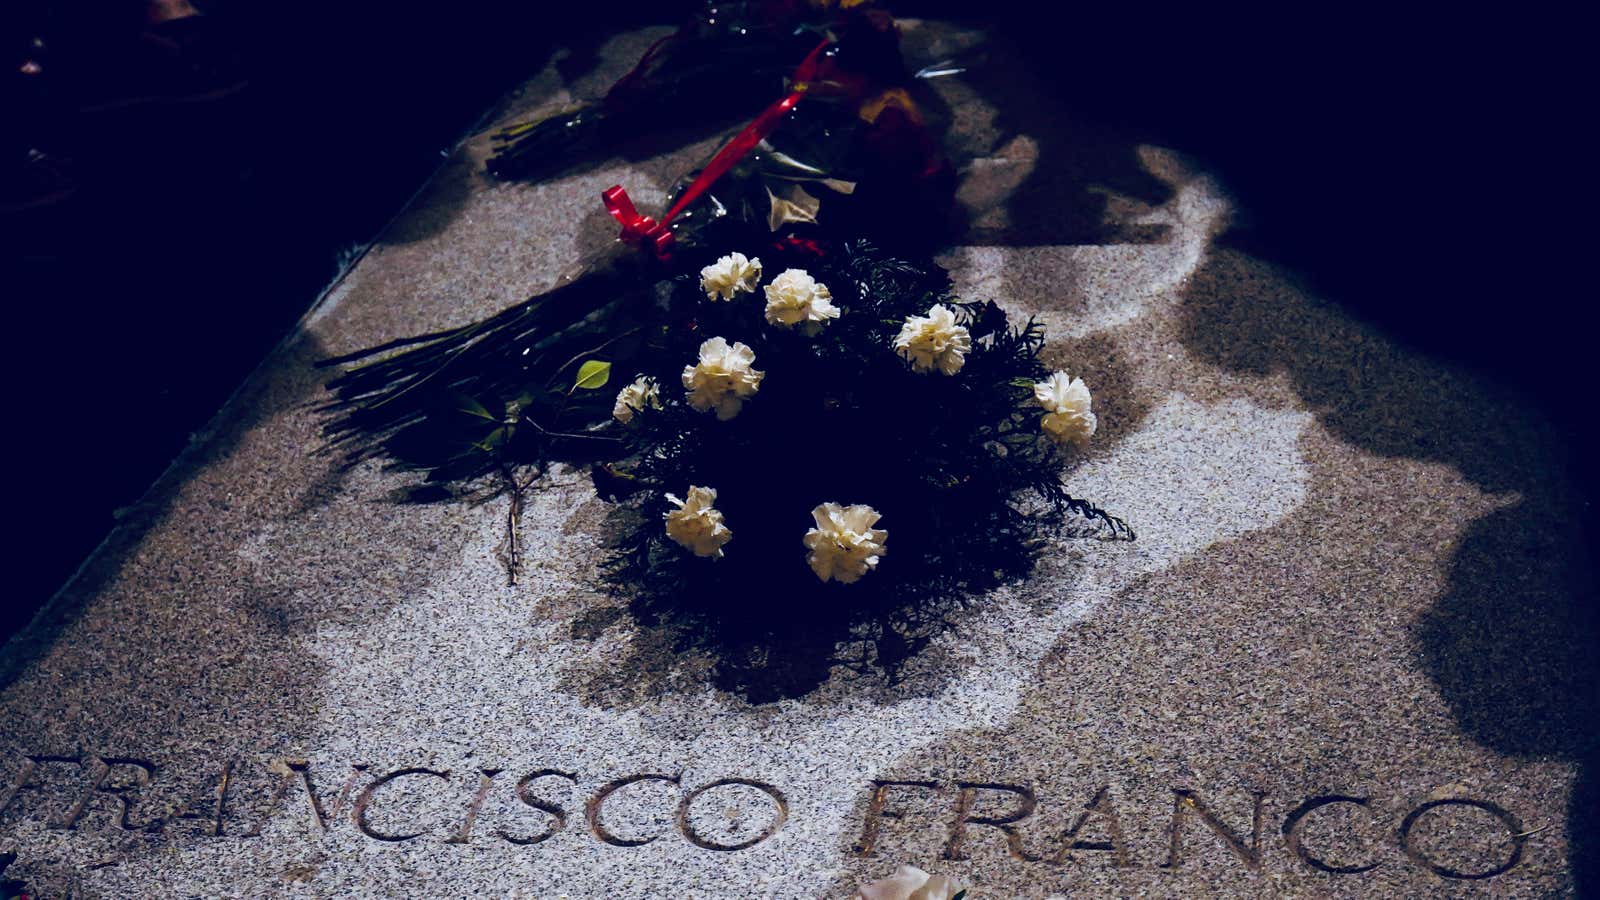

[597,236,1127,691]
[321,5,1129,692]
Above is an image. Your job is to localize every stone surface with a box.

[1,22,1592,899]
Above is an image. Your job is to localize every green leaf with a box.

[447,392,497,422]
[475,426,511,453]
[574,360,612,391]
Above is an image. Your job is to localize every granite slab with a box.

[1,21,1592,899]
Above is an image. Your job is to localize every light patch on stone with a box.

[268,393,1311,897]
[942,146,1230,338]
[954,134,1039,228]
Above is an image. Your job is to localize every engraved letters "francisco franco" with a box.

[0,756,1532,880]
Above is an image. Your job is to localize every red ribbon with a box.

[603,37,833,259]
[601,184,674,257]
[603,33,677,109]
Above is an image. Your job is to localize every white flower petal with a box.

[612,375,662,424]
[763,268,841,336]
[1034,371,1096,447]
[698,253,763,301]
[895,304,972,375]
[804,502,888,584]
[683,337,764,419]
[664,485,732,558]
[856,865,966,900]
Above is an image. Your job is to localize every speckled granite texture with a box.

[1,22,1592,899]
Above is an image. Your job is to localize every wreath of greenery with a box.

[596,237,1130,695]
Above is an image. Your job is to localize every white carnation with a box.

[611,375,661,424]
[803,502,888,584]
[762,268,840,336]
[1034,371,1097,447]
[699,252,763,301]
[682,336,764,420]
[855,865,965,900]
[664,485,732,558]
[894,304,972,375]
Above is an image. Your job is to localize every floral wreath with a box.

[593,238,1129,686]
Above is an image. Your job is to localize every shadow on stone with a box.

[558,505,1112,707]
[0,332,325,694]
[0,334,400,885]
[951,30,1175,248]
[1178,247,1598,894]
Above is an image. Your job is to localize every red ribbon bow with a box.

[602,37,833,259]
[601,185,673,257]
